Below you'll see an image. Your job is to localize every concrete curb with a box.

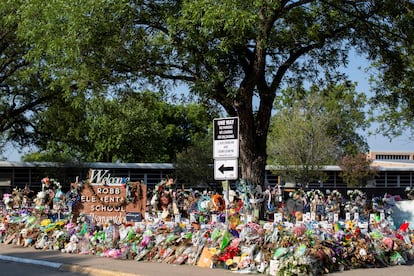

[59,263,143,276]
[0,254,62,268]
[0,254,141,276]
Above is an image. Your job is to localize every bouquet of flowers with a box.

[277,254,316,276]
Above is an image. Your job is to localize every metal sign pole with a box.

[225,178,229,228]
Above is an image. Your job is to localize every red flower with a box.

[217,245,239,261]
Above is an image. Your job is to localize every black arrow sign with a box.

[219,164,234,174]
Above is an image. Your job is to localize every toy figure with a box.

[2,194,12,210]
[62,234,79,253]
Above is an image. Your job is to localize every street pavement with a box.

[0,244,413,276]
[0,244,233,276]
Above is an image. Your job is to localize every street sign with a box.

[214,159,238,180]
[213,117,239,158]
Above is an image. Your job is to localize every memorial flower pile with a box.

[0,176,413,276]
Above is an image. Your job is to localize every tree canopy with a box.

[2,1,414,187]
[338,153,378,187]
[268,83,369,185]
[173,129,214,189]
[22,90,216,163]
[275,83,369,156]
[0,0,57,154]
[268,95,337,185]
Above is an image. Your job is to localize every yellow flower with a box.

[346,220,354,230]
[40,219,51,227]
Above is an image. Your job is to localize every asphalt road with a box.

[0,260,86,276]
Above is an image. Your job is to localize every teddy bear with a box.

[17,228,29,246]
[35,233,51,250]
[62,234,79,253]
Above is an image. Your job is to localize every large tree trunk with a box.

[239,133,267,187]
[237,105,269,188]
[237,102,271,220]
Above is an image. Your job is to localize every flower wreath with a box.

[197,195,212,213]
[40,177,63,207]
[347,189,365,201]
[235,179,260,212]
[330,189,342,201]
[151,178,174,202]
[291,188,305,199]
[306,189,324,201]
[405,187,414,200]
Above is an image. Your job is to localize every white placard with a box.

[354,213,359,222]
[269,260,279,276]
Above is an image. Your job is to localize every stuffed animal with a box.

[35,233,50,250]
[2,194,13,210]
[17,228,29,246]
[11,188,22,209]
[34,191,47,211]
[23,229,38,247]
[52,230,67,250]
[62,234,79,253]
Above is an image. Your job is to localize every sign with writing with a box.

[88,169,130,186]
[126,212,143,222]
[73,170,146,225]
[213,117,239,158]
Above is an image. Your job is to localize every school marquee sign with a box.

[74,169,147,225]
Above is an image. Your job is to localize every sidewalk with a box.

[0,244,233,276]
[1,244,414,276]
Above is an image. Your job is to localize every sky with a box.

[5,150,20,162]
[3,53,414,162]
[368,133,414,152]
[346,53,414,152]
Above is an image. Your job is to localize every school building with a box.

[0,151,413,197]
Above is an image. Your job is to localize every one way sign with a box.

[214,159,238,180]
